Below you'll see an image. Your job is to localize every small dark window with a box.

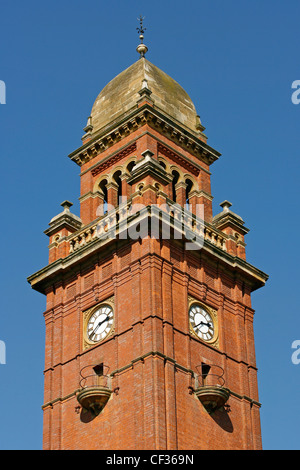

[93,363,104,376]
[201,363,211,381]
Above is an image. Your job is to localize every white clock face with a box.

[87,305,114,343]
[189,304,214,342]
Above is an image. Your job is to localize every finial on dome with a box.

[61,200,73,212]
[220,201,232,212]
[136,15,148,58]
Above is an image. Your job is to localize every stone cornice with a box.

[68,104,221,168]
[78,190,103,203]
[44,214,82,237]
[214,212,250,235]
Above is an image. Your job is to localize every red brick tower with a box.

[28,32,268,450]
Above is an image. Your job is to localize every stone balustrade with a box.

[68,201,227,254]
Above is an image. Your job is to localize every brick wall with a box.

[42,236,262,450]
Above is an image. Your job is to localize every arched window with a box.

[172,170,180,202]
[185,179,193,209]
[127,161,136,174]
[99,179,108,214]
[113,170,122,204]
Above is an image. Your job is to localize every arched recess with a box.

[123,157,138,199]
[171,170,180,202]
[185,178,194,209]
[112,170,122,203]
[169,165,184,182]
[157,157,169,172]
[98,178,108,215]
[126,161,136,174]
[93,174,109,193]
[126,157,138,175]
[183,173,198,189]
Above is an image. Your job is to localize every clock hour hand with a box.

[89,315,109,339]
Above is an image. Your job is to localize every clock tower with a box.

[28,29,268,450]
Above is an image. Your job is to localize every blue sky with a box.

[0,0,299,450]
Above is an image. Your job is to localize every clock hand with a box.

[194,321,211,329]
[89,315,109,339]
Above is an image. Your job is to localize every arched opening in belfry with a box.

[99,179,108,214]
[127,161,136,174]
[113,170,122,204]
[185,178,193,209]
[172,170,180,202]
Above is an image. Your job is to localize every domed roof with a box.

[89,57,200,135]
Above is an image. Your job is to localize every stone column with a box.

[175,181,187,207]
[107,182,119,208]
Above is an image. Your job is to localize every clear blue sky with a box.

[0,0,299,450]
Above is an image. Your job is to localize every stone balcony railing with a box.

[76,365,112,415]
[68,200,227,254]
[194,364,230,413]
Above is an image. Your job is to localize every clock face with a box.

[87,305,114,343]
[189,304,214,342]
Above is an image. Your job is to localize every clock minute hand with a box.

[90,315,109,339]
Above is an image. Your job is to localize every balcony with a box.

[76,365,112,415]
[195,364,230,414]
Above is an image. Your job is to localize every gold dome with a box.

[89,57,200,136]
